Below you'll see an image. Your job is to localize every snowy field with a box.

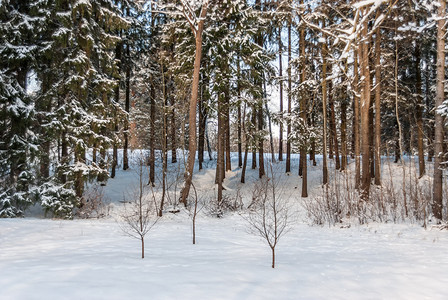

[1,152,448,299]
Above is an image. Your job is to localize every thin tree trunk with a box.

[426,51,434,162]
[286,15,292,173]
[148,84,155,185]
[123,44,130,171]
[278,27,284,161]
[252,110,257,170]
[180,3,208,206]
[237,56,243,168]
[433,0,445,221]
[198,69,206,170]
[299,14,307,197]
[322,38,328,185]
[415,42,425,178]
[225,83,231,172]
[216,94,224,203]
[341,98,348,171]
[265,101,276,163]
[354,50,361,189]
[329,71,340,170]
[374,27,381,185]
[258,105,265,178]
[171,92,177,164]
[310,112,316,166]
[241,105,248,183]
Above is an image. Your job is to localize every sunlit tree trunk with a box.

[433,0,446,221]
[374,27,381,185]
[360,18,372,198]
[180,2,209,206]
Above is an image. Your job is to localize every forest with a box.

[1,0,447,224]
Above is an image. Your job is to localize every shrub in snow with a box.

[39,180,78,219]
[120,156,160,258]
[243,164,293,268]
[75,184,110,219]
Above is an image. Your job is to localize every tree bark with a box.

[180,2,209,206]
[123,44,130,171]
[329,69,340,170]
[148,84,156,185]
[322,38,328,185]
[278,27,284,162]
[415,42,425,178]
[225,82,231,172]
[237,56,243,168]
[354,50,361,189]
[286,15,292,173]
[340,97,348,171]
[258,105,265,178]
[360,18,372,198]
[374,27,381,185]
[299,15,307,197]
[171,91,177,164]
[433,0,445,221]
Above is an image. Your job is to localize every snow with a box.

[1,152,448,299]
[1,217,447,299]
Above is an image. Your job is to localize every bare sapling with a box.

[189,182,204,244]
[120,155,160,258]
[244,162,293,268]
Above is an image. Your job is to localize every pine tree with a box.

[0,0,43,217]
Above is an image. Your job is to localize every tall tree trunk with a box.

[426,51,434,162]
[286,15,292,173]
[341,97,348,171]
[415,42,425,178]
[433,0,446,221]
[374,27,381,185]
[123,44,130,171]
[252,110,257,170]
[216,93,225,202]
[354,51,361,189]
[198,61,209,170]
[225,82,231,172]
[360,18,372,198]
[322,38,328,185]
[299,14,307,197]
[148,84,155,185]
[329,69,340,170]
[171,92,177,164]
[265,100,276,163]
[237,56,243,168]
[310,112,316,166]
[278,27,284,161]
[198,77,205,171]
[241,105,248,183]
[258,105,265,178]
[39,79,51,181]
[159,63,168,216]
[180,3,208,206]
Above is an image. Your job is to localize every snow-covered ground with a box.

[1,151,448,299]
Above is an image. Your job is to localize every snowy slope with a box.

[1,151,448,299]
